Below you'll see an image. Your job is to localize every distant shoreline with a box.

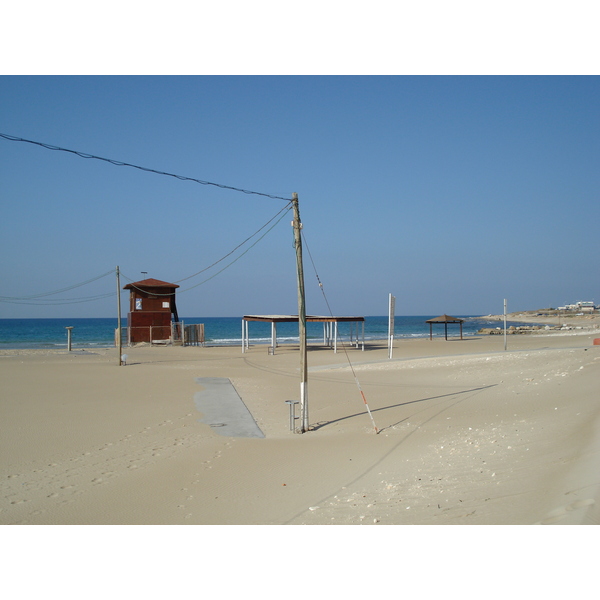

[474,310,600,329]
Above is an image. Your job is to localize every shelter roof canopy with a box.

[425,314,464,323]
[243,315,364,323]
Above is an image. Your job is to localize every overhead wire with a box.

[0,269,116,305]
[175,203,292,291]
[302,230,379,434]
[0,269,115,300]
[0,134,294,306]
[0,292,116,306]
[174,201,293,283]
[0,133,291,202]
[120,202,292,295]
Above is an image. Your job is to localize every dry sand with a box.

[2,321,600,526]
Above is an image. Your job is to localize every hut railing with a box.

[123,322,205,346]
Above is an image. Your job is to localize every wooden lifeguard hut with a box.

[123,278,179,344]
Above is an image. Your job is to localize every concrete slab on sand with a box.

[194,377,265,438]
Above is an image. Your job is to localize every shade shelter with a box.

[242,315,365,354]
[426,314,464,340]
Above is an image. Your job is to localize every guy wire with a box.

[301,231,379,434]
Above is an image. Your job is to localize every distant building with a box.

[558,301,596,313]
[578,301,595,313]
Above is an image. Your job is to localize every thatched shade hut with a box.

[426,314,464,340]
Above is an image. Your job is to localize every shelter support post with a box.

[334,321,338,353]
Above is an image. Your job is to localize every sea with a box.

[0,316,521,350]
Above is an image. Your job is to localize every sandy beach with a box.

[2,318,600,526]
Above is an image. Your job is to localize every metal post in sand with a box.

[65,326,74,351]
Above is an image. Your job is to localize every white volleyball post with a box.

[116,266,123,365]
[388,293,396,359]
[504,299,508,351]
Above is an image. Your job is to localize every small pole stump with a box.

[65,326,74,351]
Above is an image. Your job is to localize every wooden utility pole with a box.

[292,193,308,432]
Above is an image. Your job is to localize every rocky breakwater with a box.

[478,325,557,335]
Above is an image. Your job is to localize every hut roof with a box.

[425,314,463,323]
[123,278,179,290]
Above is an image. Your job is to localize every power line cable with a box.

[174,202,292,283]
[0,269,115,300]
[1,133,294,304]
[0,292,115,306]
[0,192,290,305]
[120,203,291,295]
[177,204,291,291]
[0,133,291,202]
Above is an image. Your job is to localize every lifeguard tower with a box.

[123,278,179,344]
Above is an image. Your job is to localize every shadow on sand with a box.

[310,384,498,432]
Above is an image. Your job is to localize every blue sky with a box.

[1,75,598,318]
